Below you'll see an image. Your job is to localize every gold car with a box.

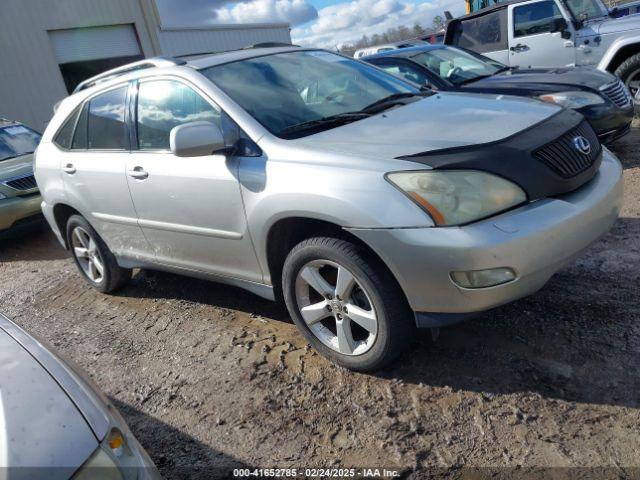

[0,120,42,232]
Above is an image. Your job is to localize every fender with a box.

[238,154,436,283]
[597,32,640,71]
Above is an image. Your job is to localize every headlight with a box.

[0,192,6,200]
[387,170,527,226]
[538,91,605,108]
[73,429,135,480]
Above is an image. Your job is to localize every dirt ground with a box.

[1,127,640,479]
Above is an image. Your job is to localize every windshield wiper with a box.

[457,74,494,85]
[279,112,371,136]
[360,92,428,114]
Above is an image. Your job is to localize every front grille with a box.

[534,121,601,178]
[4,173,38,191]
[600,79,632,108]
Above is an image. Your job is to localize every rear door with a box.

[125,77,263,283]
[60,84,151,259]
[507,0,576,68]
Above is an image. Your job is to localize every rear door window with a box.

[514,0,564,37]
[86,86,129,150]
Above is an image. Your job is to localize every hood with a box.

[461,67,616,93]
[0,328,97,479]
[0,153,34,181]
[590,13,640,34]
[294,92,561,159]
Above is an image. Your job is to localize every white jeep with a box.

[445,0,640,98]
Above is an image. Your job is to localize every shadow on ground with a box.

[111,398,253,479]
[0,225,67,262]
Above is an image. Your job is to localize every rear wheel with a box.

[66,215,131,293]
[282,237,414,371]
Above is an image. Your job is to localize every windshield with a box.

[412,47,504,85]
[564,0,608,19]
[0,125,41,161]
[201,50,416,138]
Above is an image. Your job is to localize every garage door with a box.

[49,24,141,64]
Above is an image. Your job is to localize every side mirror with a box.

[170,121,226,157]
[550,17,568,33]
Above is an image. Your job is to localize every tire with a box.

[66,215,131,293]
[282,237,414,372]
[614,52,640,101]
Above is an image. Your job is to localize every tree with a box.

[412,22,425,36]
[397,25,411,39]
[432,15,445,31]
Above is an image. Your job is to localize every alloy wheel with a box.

[625,68,640,102]
[71,226,105,284]
[294,259,378,356]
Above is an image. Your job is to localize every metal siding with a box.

[0,0,157,131]
[157,26,292,57]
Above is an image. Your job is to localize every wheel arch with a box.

[264,216,410,307]
[52,203,83,249]
[598,37,640,73]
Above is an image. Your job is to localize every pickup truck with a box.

[444,0,640,99]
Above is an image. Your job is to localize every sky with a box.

[155,0,464,48]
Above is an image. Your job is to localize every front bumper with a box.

[348,150,623,325]
[0,193,42,230]
[579,102,634,144]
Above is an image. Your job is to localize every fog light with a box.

[451,267,516,288]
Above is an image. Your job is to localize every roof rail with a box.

[243,42,299,49]
[72,57,187,94]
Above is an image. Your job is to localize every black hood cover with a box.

[461,67,615,94]
[396,108,602,201]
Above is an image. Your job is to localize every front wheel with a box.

[615,52,640,102]
[282,237,414,372]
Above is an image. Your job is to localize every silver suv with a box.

[35,46,623,371]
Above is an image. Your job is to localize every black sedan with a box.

[363,45,634,144]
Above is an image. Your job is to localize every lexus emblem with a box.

[572,136,591,155]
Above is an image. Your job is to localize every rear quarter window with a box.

[54,107,81,150]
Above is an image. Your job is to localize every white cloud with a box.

[215,0,318,25]
[292,0,465,48]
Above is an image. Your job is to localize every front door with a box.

[125,78,263,283]
[60,84,150,259]
[507,0,576,68]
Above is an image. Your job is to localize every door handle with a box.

[127,166,149,180]
[509,43,528,53]
[62,163,76,174]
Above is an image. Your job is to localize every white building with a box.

[0,0,291,130]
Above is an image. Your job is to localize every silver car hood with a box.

[0,329,97,479]
[293,92,562,160]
